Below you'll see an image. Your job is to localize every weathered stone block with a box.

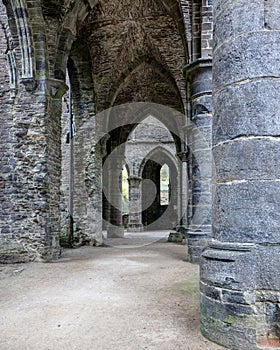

[201,294,257,350]
[256,245,280,290]
[201,244,256,291]
[213,80,280,145]
[213,32,280,90]
[214,0,263,48]
[214,138,280,181]
[0,243,30,263]
[213,181,280,243]
[264,0,280,30]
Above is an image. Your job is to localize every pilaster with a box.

[184,58,212,263]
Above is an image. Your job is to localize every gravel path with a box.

[0,234,226,350]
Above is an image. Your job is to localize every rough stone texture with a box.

[127,176,143,232]
[201,0,213,59]
[201,0,280,349]
[0,2,15,255]
[85,0,187,112]
[59,41,103,246]
[0,1,62,262]
[60,89,71,238]
[184,59,212,263]
[3,1,280,350]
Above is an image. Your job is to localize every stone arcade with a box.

[0,0,280,349]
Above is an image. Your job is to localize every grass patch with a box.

[179,277,200,300]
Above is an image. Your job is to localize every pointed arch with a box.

[107,56,184,112]
[139,145,179,179]
[100,102,186,155]
[160,0,190,61]
[53,0,99,81]
[160,163,170,206]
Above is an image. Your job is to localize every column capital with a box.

[176,151,188,162]
[183,58,212,80]
[183,58,212,99]
[128,176,142,186]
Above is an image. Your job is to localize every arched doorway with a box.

[141,148,179,231]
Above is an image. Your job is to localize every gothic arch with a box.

[160,0,189,61]
[52,1,99,80]
[107,57,185,112]
[140,145,179,230]
[102,103,185,157]
[139,145,179,179]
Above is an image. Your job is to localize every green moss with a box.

[227,315,236,326]
[179,277,200,299]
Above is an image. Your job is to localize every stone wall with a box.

[0,0,70,262]
[201,0,213,58]
[0,2,17,260]
[60,42,103,246]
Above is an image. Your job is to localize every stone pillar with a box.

[184,58,212,263]
[107,154,124,238]
[0,76,66,262]
[176,151,188,228]
[127,176,143,232]
[201,1,280,349]
[184,124,193,232]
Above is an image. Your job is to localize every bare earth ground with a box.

[0,232,226,350]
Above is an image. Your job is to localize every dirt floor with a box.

[0,232,226,350]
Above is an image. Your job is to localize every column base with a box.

[176,225,187,233]
[107,225,124,238]
[200,241,257,350]
[187,229,210,263]
[127,223,144,232]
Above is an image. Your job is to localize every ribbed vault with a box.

[81,0,187,111]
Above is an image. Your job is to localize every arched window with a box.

[122,166,129,215]
[160,163,170,206]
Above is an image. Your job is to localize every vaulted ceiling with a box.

[82,0,187,111]
[39,0,188,113]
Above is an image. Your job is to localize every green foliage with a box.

[122,168,129,214]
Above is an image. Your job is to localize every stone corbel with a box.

[45,78,68,99]
[176,151,188,162]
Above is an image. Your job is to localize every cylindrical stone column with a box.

[201,1,280,349]
[107,154,124,238]
[176,151,188,228]
[127,176,143,232]
[184,58,212,263]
